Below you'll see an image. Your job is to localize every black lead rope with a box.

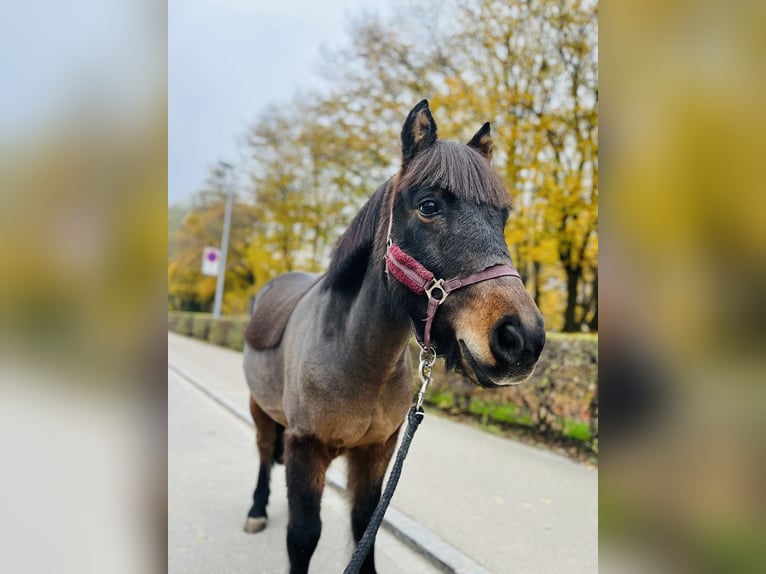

[343,405,425,574]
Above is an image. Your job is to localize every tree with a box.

[317,0,599,330]
[167,0,599,330]
[242,96,393,284]
[168,202,188,261]
[168,163,257,313]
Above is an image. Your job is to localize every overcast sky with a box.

[168,0,394,205]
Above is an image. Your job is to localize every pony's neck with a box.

[321,179,413,373]
[339,254,413,372]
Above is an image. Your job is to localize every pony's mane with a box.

[398,141,510,208]
[322,180,390,292]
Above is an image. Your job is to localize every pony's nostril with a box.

[490,318,525,365]
[530,327,546,361]
[498,324,523,355]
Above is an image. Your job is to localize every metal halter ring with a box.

[418,346,436,366]
[417,344,435,379]
[424,278,448,304]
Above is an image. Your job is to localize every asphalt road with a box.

[168,332,597,573]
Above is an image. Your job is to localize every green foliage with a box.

[191,314,211,339]
[428,390,455,410]
[563,420,591,442]
[207,319,230,346]
[169,312,249,352]
[226,327,245,351]
[167,313,180,331]
[467,399,532,426]
[173,313,194,336]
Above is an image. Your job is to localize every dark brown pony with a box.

[242,100,545,574]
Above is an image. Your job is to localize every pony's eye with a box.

[417,199,440,218]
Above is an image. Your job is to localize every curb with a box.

[168,361,493,574]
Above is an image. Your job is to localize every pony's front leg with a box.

[285,432,333,574]
[346,431,399,574]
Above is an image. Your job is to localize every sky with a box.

[168,0,394,206]
[1,0,160,148]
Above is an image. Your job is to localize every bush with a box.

[226,326,246,351]
[208,319,230,346]
[167,313,180,332]
[420,333,598,453]
[168,312,248,351]
[174,313,194,336]
[191,314,212,340]
[169,312,598,455]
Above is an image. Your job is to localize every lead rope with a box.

[345,197,519,572]
[342,345,436,574]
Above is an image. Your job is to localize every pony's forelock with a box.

[323,140,510,293]
[397,141,510,208]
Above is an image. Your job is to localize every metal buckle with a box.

[424,278,448,304]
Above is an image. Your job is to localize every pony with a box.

[242,100,545,574]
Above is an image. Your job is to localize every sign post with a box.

[212,164,234,318]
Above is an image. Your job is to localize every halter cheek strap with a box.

[384,203,521,351]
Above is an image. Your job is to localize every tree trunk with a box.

[533,259,542,307]
[563,265,582,332]
[587,275,598,331]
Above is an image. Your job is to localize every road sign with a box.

[201,247,220,276]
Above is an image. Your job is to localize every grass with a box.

[563,420,592,442]
[424,390,597,464]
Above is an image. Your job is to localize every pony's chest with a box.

[287,363,412,447]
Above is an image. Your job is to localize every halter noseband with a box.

[383,200,521,352]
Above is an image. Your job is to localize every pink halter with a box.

[383,200,521,351]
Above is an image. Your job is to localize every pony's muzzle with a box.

[489,314,546,374]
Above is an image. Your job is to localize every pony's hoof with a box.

[243,516,267,533]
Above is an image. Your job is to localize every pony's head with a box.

[389,100,545,386]
[324,100,545,386]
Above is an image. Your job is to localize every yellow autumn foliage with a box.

[168,0,598,331]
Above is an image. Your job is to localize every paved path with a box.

[169,368,438,573]
[168,332,597,573]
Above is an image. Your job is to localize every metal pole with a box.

[212,165,234,318]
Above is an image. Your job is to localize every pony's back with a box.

[244,272,319,350]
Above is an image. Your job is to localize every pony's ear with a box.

[467,122,493,161]
[401,100,438,166]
